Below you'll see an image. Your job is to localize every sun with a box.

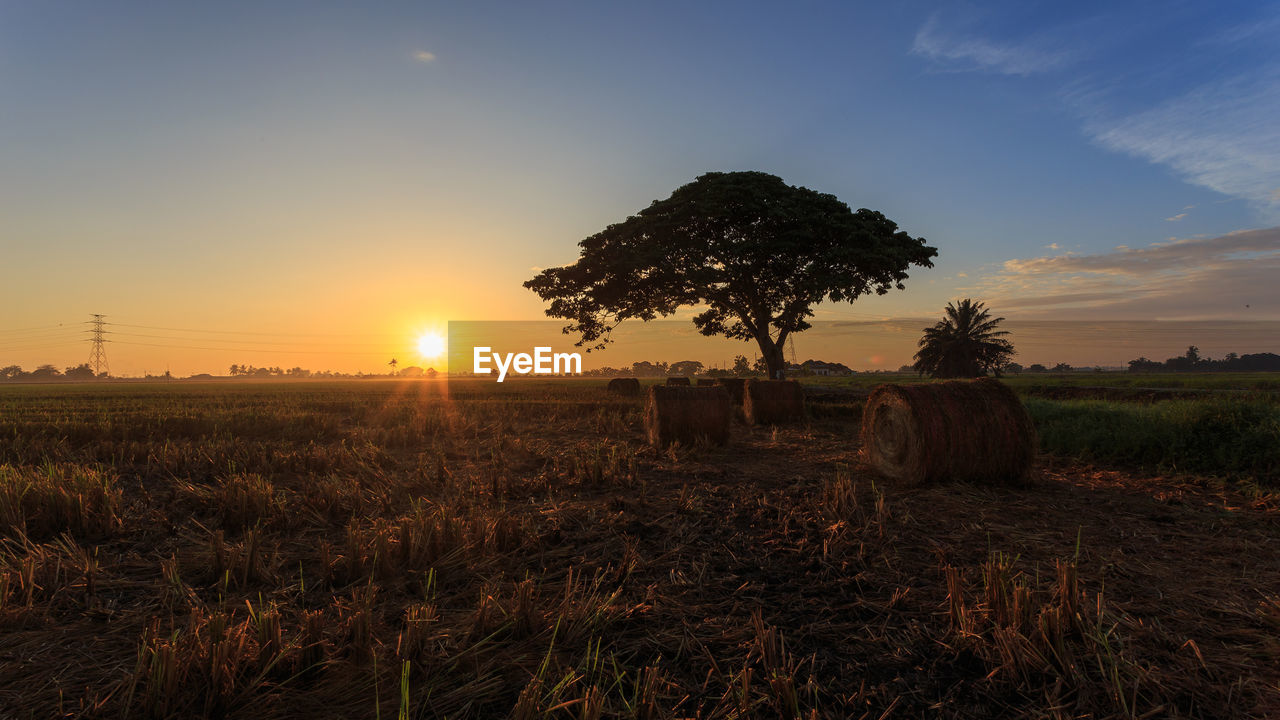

[416,331,446,360]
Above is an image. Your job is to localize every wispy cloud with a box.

[1197,13,1280,47]
[910,14,1072,76]
[413,50,437,63]
[1166,213,1187,222]
[971,227,1280,319]
[1087,68,1280,218]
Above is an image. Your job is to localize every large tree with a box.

[524,172,937,379]
[912,299,1014,378]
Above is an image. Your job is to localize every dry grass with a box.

[861,378,1036,485]
[0,379,1275,718]
[743,379,805,425]
[644,385,731,448]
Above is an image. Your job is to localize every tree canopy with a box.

[912,299,1014,378]
[524,171,937,378]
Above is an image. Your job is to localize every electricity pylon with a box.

[88,314,109,377]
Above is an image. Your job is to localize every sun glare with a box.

[417,332,446,359]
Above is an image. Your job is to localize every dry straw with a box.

[696,379,719,387]
[606,378,641,396]
[716,378,746,405]
[644,386,731,447]
[665,377,691,386]
[743,380,805,424]
[860,377,1036,485]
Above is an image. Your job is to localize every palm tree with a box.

[913,299,1014,378]
[388,358,398,376]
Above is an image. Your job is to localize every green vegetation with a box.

[1025,397,1280,479]
[912,299,1014,378]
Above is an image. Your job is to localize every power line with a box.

[107,322,403,338]
[0,324,69,334]
[105,330,392,350]
[108,338,389,356]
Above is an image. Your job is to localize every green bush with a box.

[1024,397,1280,479]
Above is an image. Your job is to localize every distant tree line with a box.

[581,355,859,378]
[0,363,101,381]
[583,358,748,378]
[1127,347,1280,373]
[231,364,437,379]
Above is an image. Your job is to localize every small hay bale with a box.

[696,378,719,387]
[665,377,691,386]
[606,377,642,396]
[743,379,805,424]
[717,378,746,405]
[860,377,1035,486]
[644,386,731,447]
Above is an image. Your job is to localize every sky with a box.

[2,1,1278,375]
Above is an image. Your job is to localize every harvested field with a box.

[0,380,1277,718]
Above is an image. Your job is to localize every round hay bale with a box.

[743,379,805,424]
[696,378,719,387]
[860,378,1035,486]
[665,377,691,386]
[717,378,746,405]
[644,386,731,447]
[606,377,642,396]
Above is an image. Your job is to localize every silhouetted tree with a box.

[30,364,61,379]
[0,365,22,380]
[1052,362,1073,373]
[630,361,668,377]
[1127,357,1161,373]
[64,363,95,380]
[388,358,398,376]
[525,171,936,380]
[912,299,1014,378]
[668,360,704,377]
[731,355,751,376]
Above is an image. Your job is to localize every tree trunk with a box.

[755,336,787,379]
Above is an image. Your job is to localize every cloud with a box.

[1198,13,1280,47]
[1166,213,1187,222]
[971,227,1280,319]
[1087,68,1280,218]
[910,14,1072,76]
[413,50,437,63]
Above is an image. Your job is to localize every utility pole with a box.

[88,314,109,378]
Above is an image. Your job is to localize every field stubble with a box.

[0,379,1276,718]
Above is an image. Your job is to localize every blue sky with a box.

[1,1,1277,372]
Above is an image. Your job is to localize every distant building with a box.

[795,359,854,376]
